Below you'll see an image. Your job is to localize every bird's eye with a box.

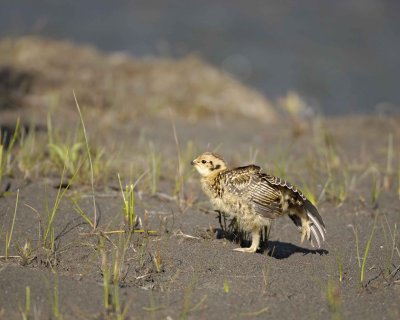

[201,160,207,164]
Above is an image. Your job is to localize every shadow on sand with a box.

[215,227,328,259]
[261,240,329,259]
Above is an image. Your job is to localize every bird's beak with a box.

[190,159,196,166]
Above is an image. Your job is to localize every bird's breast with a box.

[201,177,223,199]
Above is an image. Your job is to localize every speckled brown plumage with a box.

[191,152,326,253]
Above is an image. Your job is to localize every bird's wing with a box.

[262,174,306,201]
[264,173,326,246]
[263,173,325,228]
[222,166,283,219]
[223,165,260,190]
[247,175,284,218]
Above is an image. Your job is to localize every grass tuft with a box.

[118,174,136,231]
[98,234,130,319]
[16,240,34,266]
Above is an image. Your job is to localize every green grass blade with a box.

[360,220,377,285]
[6,117,20,151]
[25,286,31,320]
[73,90,97,229]
[72,199,94,228]
[43,163,67,246]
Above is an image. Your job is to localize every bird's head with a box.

[191,152,227,177]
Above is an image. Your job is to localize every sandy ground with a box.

[0,114,399,320]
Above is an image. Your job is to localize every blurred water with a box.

[2,0,400,115]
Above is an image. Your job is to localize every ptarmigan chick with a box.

[191,152,326,253]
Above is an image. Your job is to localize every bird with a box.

[191,152,326,253]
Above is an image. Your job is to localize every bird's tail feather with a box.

[304,200,326,248]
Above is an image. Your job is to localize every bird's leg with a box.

[300,217,312,243]
[216,210,223,231]
[223,212,227,231]
[234,229,260,253]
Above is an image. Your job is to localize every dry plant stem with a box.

[190,294,208,312]
[171,116,182,176]
[386,134,393,173]
[351,225,361,268]
[383,133,393,190]
[240,306,269,317]
[79,230,157,236]
[170,112,184,202]
[153,250,162,273]
[24,203,42,244]
[5,189,19,260]
[73,90,97,229]
[0,255,20,259]
[148,146,159,195]
[317,177,331,204]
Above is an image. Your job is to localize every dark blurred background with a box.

[2,0,400,115]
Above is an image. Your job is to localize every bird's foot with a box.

[234,230,260,253]
[233,246,258,253]
[300,221,312,243]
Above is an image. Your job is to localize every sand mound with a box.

[0,36,276,124]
